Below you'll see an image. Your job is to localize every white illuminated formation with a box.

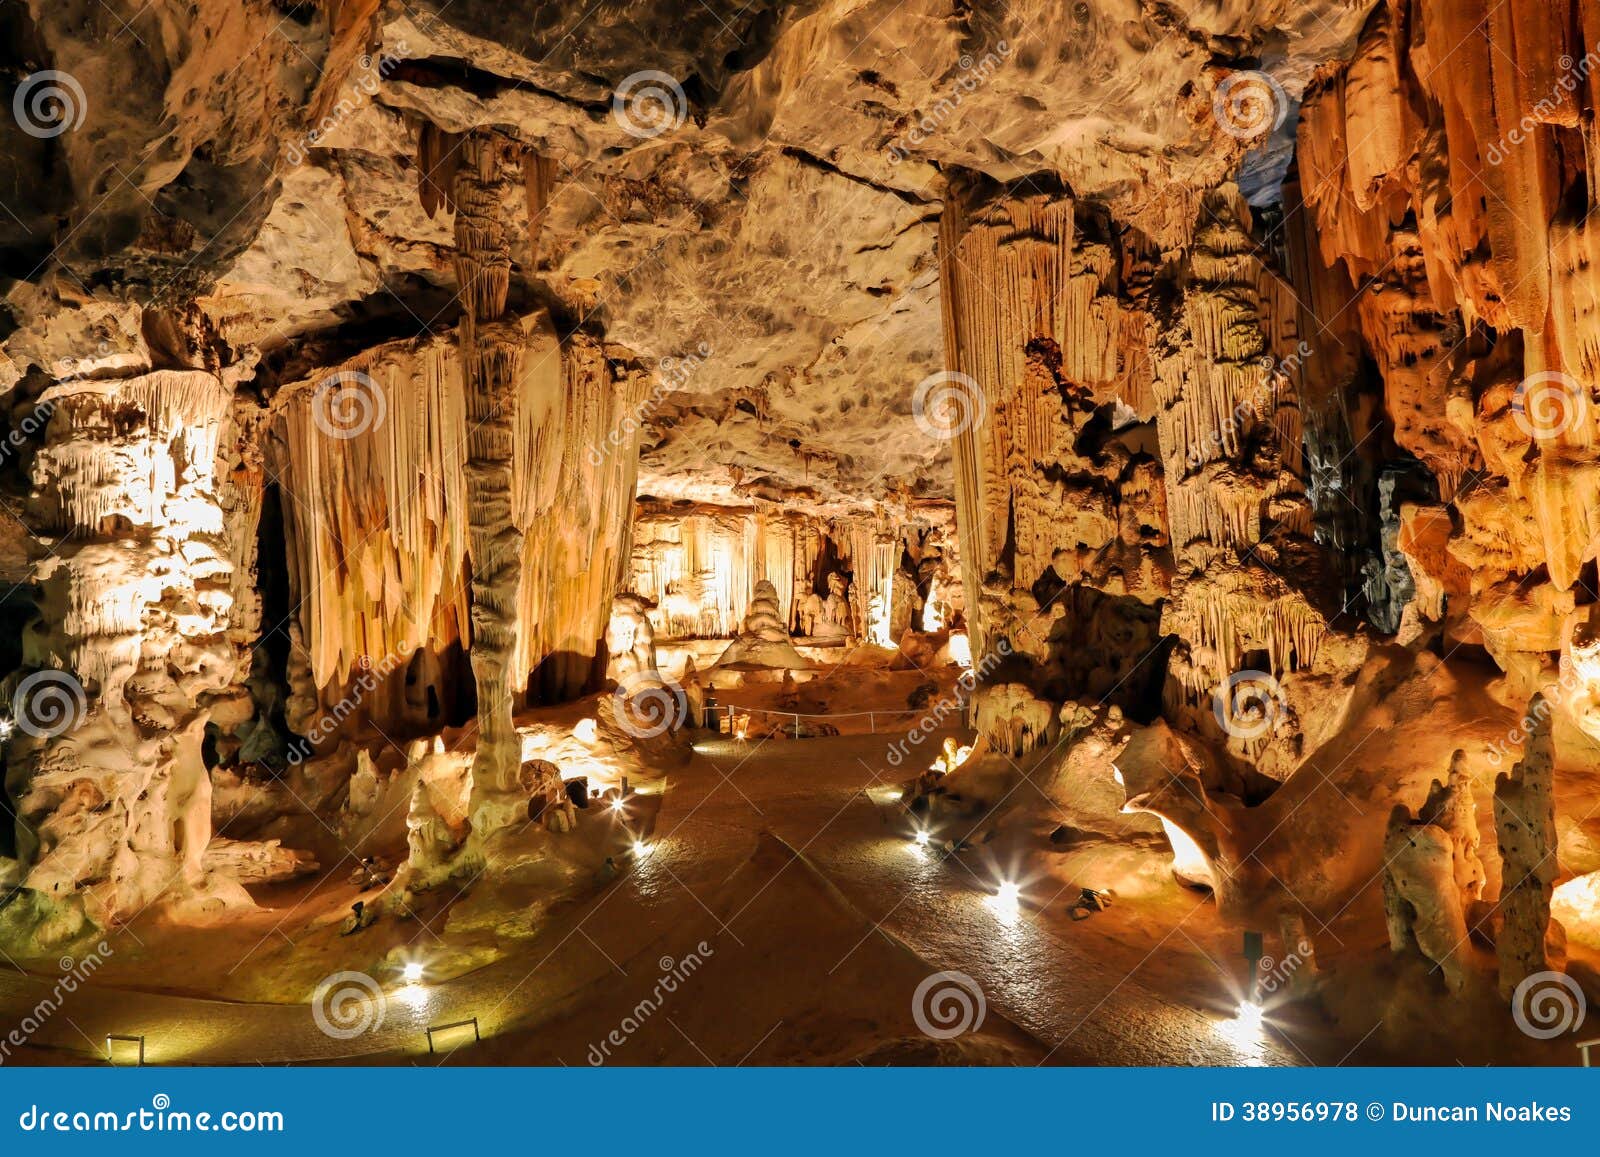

[574,717,599,744]
[947,631,972,669]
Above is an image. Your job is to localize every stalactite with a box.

[627,501,954,643]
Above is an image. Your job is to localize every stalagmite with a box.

[1494,696,1560,999]
[1381,752,1484,993]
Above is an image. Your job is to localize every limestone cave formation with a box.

[3,0,1600,1068]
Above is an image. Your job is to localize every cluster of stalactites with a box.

[1298,0,1600,598]
[1154,193,1313,566]
[1162,582,1327,694]
[628,504,939,643]
[30,372,236,701]
[270,321,650,713]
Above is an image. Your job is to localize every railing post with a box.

[793,713,801,740]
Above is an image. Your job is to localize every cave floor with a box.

[0,728,1312,1066]
[3,716,1583,1065]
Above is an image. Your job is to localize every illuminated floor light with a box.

[402,961,425,984]
[913,829,931,847]
[1234,1000,1264,1033]
[610,797,626,814]
[632,840,651,858]
[996,881,1021,906]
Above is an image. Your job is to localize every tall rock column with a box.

[7,371,246,938]
[453,130,526,803]
[1494,696,1559,998]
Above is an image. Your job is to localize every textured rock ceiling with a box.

[0,0,1374,507]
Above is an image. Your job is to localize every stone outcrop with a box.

[1382,751,1485,992]
[1494,697,1560,999]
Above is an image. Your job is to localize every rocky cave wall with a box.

[1299,0,1600,714]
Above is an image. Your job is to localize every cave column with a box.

[10,370,242,931]
[453,130,526,801]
